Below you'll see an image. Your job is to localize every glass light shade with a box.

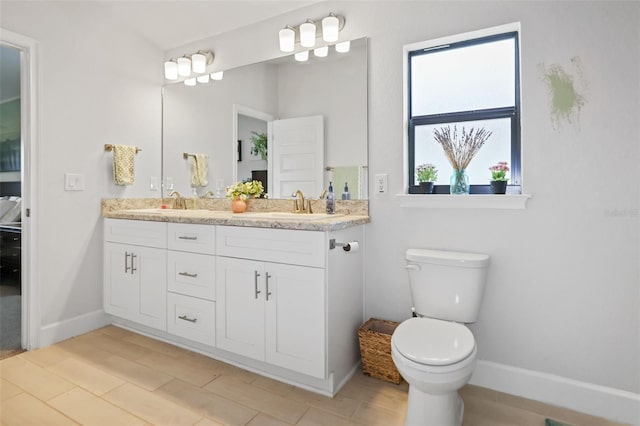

[164,60,178,80]
[300,21,316,48]
[335,40,351,53]
[314,46,328,57]
[184,77,196,86]
[196,74,210,84]
[177,57,191,77]
[322,15,339,42]
[279,27,295,52]
[294,51,309,62]
[191,52,207,73]
[210,71,224,80]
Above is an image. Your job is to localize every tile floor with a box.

[0,326,626,426]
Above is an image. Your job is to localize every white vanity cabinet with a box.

[103,219,167,330]
[166,223,216,346]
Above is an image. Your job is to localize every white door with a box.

[268,115,324,199]
[216,257,265,361]
[265,262,326,378]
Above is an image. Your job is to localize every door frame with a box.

[232,104,274,187]
[1,28,40,350]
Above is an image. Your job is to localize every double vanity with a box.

[102,200,368,396]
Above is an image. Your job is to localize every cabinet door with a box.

[104,243,138,320]
[104,243,166,331]
[265,263,326,379]
[216,257,265,361]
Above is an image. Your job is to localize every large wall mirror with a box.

[162,37,368,202]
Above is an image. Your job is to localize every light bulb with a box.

[164,60,178,80]
[314,46,328,57]
[191,52,207,73]
[210,71,224,80]
[300,20,316,48]
[279,26,295,52]
[294,51,309,62]
[322,14,339,43]
[184,77,196,86]
[196,74,210,84]
[177,57,191,77]
[335,40,350,53]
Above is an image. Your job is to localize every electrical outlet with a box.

[375,174,388,193]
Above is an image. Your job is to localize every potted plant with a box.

[250,131,268,160]
[226,179,264,213]
[416,163,438,194]
[433,125,492,194]
[488,161,509,194]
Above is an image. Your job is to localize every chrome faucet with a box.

[169,191,187,209]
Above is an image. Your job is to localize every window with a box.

[406,25,521,194]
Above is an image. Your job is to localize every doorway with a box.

[0,28,38,357]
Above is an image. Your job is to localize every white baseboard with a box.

[39,309,110,348]
[470,360,640,425]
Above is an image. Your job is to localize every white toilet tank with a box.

[406,249,490,323]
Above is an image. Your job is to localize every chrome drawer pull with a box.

[124,252,131,273]
[178,315,197,323]
[265,273,272,301]
[131,253,137,273]
[178,272,198,278]
[254,270,261,299]
[178,236,198,240]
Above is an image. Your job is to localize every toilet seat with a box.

[393,317,475,366]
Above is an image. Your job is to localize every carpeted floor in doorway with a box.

[0,284,22,359]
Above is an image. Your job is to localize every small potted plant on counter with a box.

[489,161,509,194]
[226,179,264,213]
[416,163,438,194]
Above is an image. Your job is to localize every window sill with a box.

[396,193,531,209]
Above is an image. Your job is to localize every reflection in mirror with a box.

[162,37,367,201]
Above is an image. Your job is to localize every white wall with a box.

[167,0,640,414]
[0,2,163,334]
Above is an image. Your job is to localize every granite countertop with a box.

[103,208,369,231]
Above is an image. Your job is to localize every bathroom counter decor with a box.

[358,318,402,385]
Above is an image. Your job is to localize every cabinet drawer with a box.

[167,292,215,346]
[216,226,325,268]
[104,219,167,248]
[168,223,215,255]
[167,250,215,301]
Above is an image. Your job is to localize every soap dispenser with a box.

[341,182,351,200]
[326,182,335,214]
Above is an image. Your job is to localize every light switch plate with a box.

[64,173,85,191]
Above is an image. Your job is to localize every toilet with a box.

[391,248,490,426]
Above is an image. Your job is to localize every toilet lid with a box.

[393,317,475,366]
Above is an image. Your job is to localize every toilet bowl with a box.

[391,317,477,426]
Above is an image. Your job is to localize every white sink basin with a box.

[239,212,343,221]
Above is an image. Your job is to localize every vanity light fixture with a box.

[335,40,351,53]
[295,51,309,62]
[191,50,214,74]
[184,77,196,86]
[164,50,214,80]
[278,12,345,53]
[196,74,210,84]
[314,46,328,57]
[210,71,224,80]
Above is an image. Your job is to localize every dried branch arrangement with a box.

[433,125,493,170]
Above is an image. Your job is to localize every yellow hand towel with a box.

[191,154,208,187]
[112,145,137,186]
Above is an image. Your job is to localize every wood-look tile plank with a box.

[350,400,406,426]
[93,354,173,391]
[0,356,75,401]
[18,345,71,368]
[136,351,221,387]
[95,325,138,339]
[204,376,308,424]
[48,387,146,426]
[74,332,152,361]
[0,392,78,425]
[155,379,258,426]
[178,352,260,384]
[246,413,292,426]
[194,418,225,426]
[296,407,360,426]
[103,383,203,426]
[121,332,189,358]
[47,358,126,396]
[0,378,23,401]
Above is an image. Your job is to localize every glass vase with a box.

[450,169,470,194]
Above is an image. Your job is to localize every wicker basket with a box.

[358,318,402,384]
